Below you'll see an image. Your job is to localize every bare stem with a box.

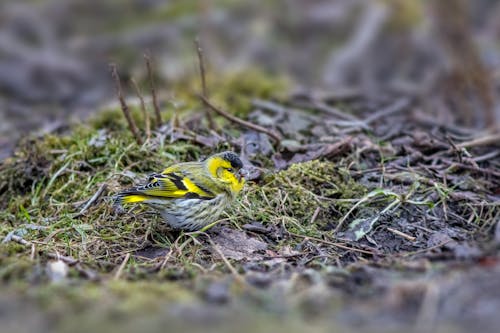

[113,253,131,280]
[194,38,216,129]
[199,95,282,143]
[131,78,151,140]
[110,64,143,145]
[144,53,162,127]
[457,133,500,149]
[75,184,108,218]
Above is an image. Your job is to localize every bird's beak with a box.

[237,169,246,182]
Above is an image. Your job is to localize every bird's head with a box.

[205,151,245,194]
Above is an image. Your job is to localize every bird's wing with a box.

[116,163,216,204]
[144,170,216,199]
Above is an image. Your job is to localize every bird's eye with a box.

[227,168,234,173]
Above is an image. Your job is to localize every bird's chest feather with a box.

[152,194,229,230]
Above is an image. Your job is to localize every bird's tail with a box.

[114,189,150,206]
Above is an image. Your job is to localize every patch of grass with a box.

[229,160,367,237]
[1,67,498,333]
[0,69,291,285]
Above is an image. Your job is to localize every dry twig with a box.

[110,64,143,144]
[208,242,246,285]
[287,231,378,256]
[309,207,321,225]
[456,133,500,149]
[9,234,30,246]
[308,100,361,121]
[144,53,162,127]
[199,95,282,143]
[363,98,410,125]
[131,78,151,140]
[386,227,416,242]
[194,38,215,129]
[113,253,131,280]
[75,184,108,218]
[45,252,79,266]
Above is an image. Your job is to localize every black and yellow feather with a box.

[115,151,245,230]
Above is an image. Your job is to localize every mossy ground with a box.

[1,69,498,333]
[0,70,360,332]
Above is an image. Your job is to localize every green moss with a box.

[229,160,367,236]
[0,67,359,301]
[0,67,293,286]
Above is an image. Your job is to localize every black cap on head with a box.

[221,151,243,169]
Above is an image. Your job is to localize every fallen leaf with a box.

[211,227,267,261]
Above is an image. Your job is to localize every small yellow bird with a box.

[115,151,245,230]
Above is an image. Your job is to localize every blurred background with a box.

[0,0,499,159]
[1,2,500,332]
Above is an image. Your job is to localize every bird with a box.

[115,151,245,230]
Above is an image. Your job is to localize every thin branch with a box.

[456,133,500,149]
[309,207,321,225]
[74,184,108,218]
[386,227,416,242]
[401,240,453,257]
[110,63,143,145]
[194,38,216,129]
[311,100,362,121]
[285,98,361,121]
[8,234,31,246]
[339,98,410,130]
[208,239,245,284]
[45,252,79,266]
[445,161,500,178]
[363,98,410,125]
[113,253,130,280]
[471,150,500,163]
[287,231,378,255]
[144,53,162,127]
[199,95,282,143]
[130,78,151,140]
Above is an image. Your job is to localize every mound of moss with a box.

[0,69,297,282]
[229,160,367,236]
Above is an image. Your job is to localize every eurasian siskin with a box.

[115,151,245,230]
